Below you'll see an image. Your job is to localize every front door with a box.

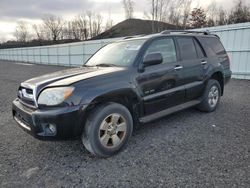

[136,37,185,115]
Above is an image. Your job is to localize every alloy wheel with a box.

[208,85,219,108]
[99,113,127,148]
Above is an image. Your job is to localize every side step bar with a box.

[139,100,201,123]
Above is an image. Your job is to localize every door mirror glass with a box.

[143,53,163,67]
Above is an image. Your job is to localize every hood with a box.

[21,66,124,95]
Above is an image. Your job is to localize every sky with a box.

[0,0,238,41]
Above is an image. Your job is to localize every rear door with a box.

[136,37,185,115]
[198,36,231,79]
[176,36,207,101]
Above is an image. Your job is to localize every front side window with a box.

[177,37,197,60]
[85,39,146,67]
[144,38,177,64]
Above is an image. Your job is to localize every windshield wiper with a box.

[83,63,120,67]
[82,64,94,67]
[95,63,119,67]
[95,63,118,67]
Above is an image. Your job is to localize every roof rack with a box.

[161,30,211,35]
[123,35,146,40]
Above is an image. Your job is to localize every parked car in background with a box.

[12,30,231,157]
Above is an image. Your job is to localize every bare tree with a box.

[205,1,231,26]
[105,18,113,31]
[168,0,183,26]
[206,0,250,26]
[148,0,193,30]
[63,21,77,40]
[167,0,193,28]
[64,17,88,41]
[43,15,64,42]
[33,24,45,41]
[86,12,103,38]
[87,11,93,38]
[72,20,79,40]
[14,21,29,42]
[206,1,218,26]
[228,0,250,24]
[149,0,173,32]
[158,0,170,22]
[92,14,103,37]
[63,12,104,40]
[182,0,193,28]
[75,14,89,40]
[217,8,228,25]
[151,0,155,32]
[122,0,134,19]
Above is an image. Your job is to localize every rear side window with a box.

[200,37,226,56]
[177,37,197,60]
[194,39,205,58]
[145,38,177,64]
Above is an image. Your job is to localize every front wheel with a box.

[197,79,221,112]
[82,103,133,158]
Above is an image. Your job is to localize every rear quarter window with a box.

[200,37,226,56]
[194,39,205,58]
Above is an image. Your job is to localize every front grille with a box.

[19,86,33,95]
[25,88,33,95]
[18,86,36,108]
[19,98,36,107]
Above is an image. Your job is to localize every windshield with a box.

[85,39,146,67]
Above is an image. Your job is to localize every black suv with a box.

[12,31,231,157]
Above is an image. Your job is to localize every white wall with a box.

[0,38,121,67]
[1,22,250,79]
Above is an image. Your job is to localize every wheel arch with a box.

[80,89,142,133]
[91,89,141,116]
[209,71,224,96]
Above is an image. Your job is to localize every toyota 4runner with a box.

[12,30,232,157]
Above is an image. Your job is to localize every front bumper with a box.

[12,98,86,140]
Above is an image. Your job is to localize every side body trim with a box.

[139,100,201,123]
[143,81,203,101]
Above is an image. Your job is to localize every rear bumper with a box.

[12,98,86,140]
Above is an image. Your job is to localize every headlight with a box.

[38,87,74,106]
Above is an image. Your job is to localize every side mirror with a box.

[143,53,163,67]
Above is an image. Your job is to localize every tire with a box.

[81,102,133,158]
[197,79,221,112]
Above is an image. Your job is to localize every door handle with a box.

[174,65,183,70]
[201,60,207,65]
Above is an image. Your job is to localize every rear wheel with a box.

[82,103,133,158]
[197,79,221,112]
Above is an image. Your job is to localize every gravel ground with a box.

[0,60,249,188]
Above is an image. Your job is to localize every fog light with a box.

[48,124,57,134]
